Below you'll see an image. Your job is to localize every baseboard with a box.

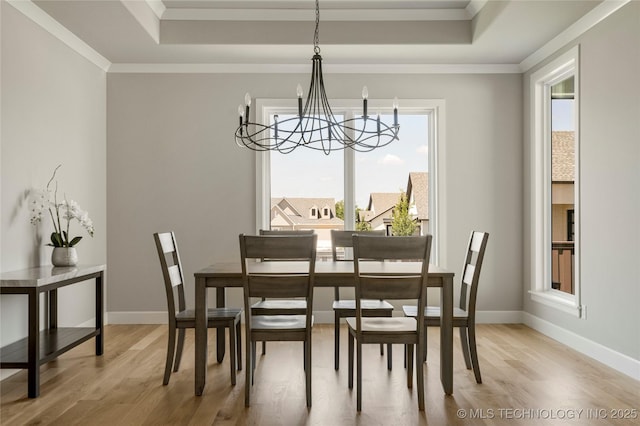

[522,312,640,381]
[107,311,168,324]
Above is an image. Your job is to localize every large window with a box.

[529,46,582,317]
[256,99,443,263]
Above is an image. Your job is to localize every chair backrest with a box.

[459,231,489,318]
[330,229,385,300]
[259,229,315,236]
[239,234,317,327]
[352,235,432,332]
[153,232,186,321]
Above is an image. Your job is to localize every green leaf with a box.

[69,236,82,247]
[50,232,64,247]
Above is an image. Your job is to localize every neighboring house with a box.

[551,131,575,293]
[271,197,344,254]
[406,172,429,236]
[360,192,401,234]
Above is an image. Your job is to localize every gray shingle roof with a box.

[407,172,428,220]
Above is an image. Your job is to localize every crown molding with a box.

[519,0,630,72]
[107,62,521,74]
[465,0,488,19]
[144,0,166,20]
[6,0,111,72]
[161,8,471,21]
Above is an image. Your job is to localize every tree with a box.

[355,205,372,231]
[391,192,417,236]
[335,200,344,219]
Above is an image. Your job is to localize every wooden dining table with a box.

[194,260,455,396]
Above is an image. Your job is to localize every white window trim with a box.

[255,98,445,266]
[528,45,583,318]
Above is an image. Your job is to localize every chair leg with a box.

[305,339,312,407]
[468,324,482,383]
[236,321,242,371]
[251,342,257,385]
[404,344,407,369]
[163,325,176,385]
[262,341,266,355]
[387,344,392,370]
[379,343,384,355]
[356,342,362,412]
[245,334,252,407]
[334,312,341,370]
[416,344,425,411]
[423,325,428,362]
[228,324,236,386]
[348,331,354,389]
[459,326,472,370]
[407,344,414,389]
[173,328,186,372]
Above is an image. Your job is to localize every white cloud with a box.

[416,145,428,155]
[378,154,404,165]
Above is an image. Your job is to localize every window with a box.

[256,98,444,263]
[529,46,582,317]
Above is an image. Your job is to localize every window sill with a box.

[528,290,583,318]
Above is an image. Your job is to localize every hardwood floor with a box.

[1,324,638,425]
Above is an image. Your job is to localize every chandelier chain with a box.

[314,0,320,54]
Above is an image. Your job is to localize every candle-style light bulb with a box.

[362,86,369,119]
[238,105,244,118]
[376,111,381,134]
[297,84,304,117]
[274,114,279,139]
[393,97,399,127]
[244,92,252,106]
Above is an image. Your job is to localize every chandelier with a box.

[235,0,400,155]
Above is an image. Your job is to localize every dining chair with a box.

[153,231,242,386]
[239,233,317,407]
[330,229,394,370]
[347,234,432,411]
[402,231,489,383]
[252,229,314,355]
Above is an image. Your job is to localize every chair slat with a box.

[168,264,183,287]
[355,235,429,261]
[158,232,176,254]
[243,235,316,260]
[359,276,423,300]
[462,264,475,286]
[248,275,310,298]
[470,232,485,253]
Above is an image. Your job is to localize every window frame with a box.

[255,98,445,265]
[529,45,583,317]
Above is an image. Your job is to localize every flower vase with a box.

[52,247,78,267]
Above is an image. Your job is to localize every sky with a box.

[271,114,429,208]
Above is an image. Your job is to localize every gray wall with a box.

[523,3,640,361]
[106,72,522,318]
[0,2,107,378]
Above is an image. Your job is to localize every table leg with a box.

[440,275,454,395]
[195,277,207,395]
[216,287,226,363]
[96,272,104,355]
[27,288,40,398]
[49,289,57,329]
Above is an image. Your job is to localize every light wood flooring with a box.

[1,324,638,425]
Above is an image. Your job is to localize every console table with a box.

[0,264,105,398]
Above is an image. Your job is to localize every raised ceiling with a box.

[12,0,623,71]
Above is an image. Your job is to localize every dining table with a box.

[194,260,455,396]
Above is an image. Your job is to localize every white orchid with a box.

[29,165,95,247]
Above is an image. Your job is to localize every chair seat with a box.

[333,299,394,311]
[176,307,242,321]
[251,300,307,310]
[346,317,417,333]
[251,315,314,330]
[402,305,469,319]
